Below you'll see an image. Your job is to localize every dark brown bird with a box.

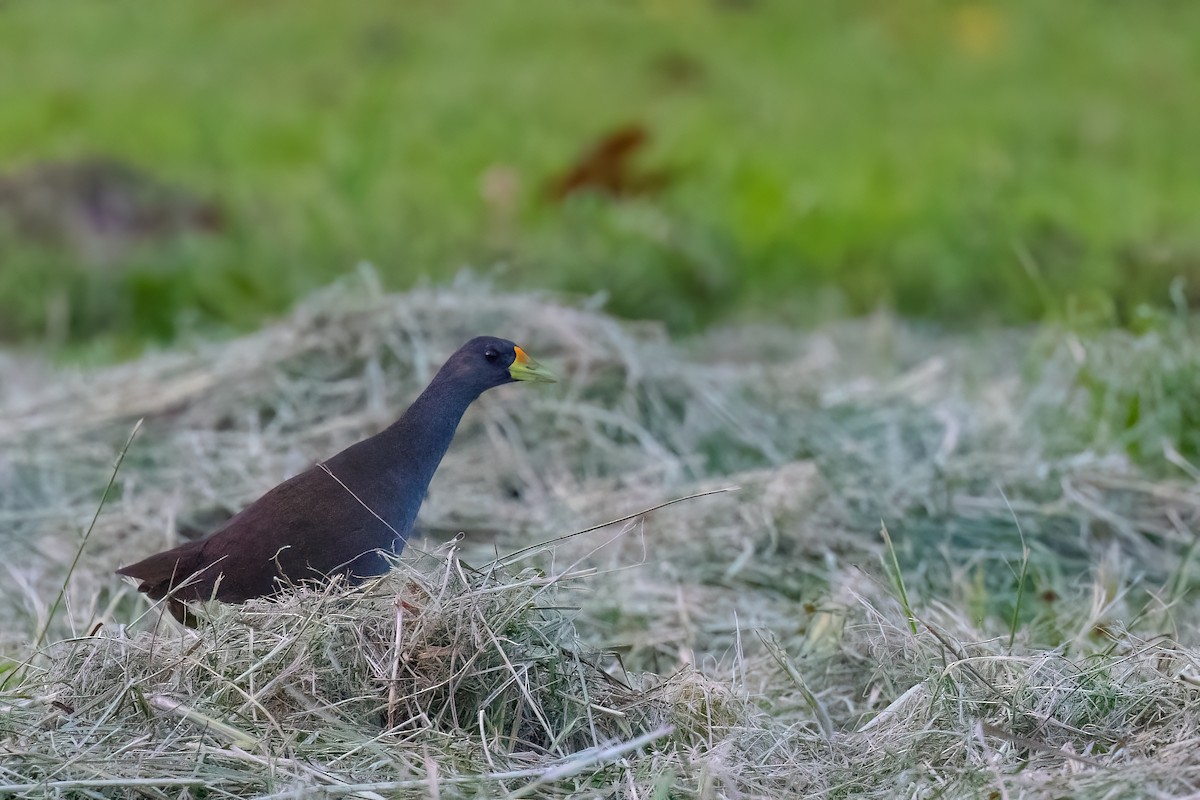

[117,336,556,625]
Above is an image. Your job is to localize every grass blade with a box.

[880,522,917,635]
[35,418,143,651]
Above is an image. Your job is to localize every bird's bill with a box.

[509,346,557,383]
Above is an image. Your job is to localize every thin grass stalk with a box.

[879,522,916,635]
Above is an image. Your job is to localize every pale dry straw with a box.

[2,274,1200,797]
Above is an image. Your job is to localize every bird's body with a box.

[117,336,555,622]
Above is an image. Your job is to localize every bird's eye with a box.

[484,349,499,362]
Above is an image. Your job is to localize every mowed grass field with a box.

[1,0,1199,349]
[2,285,1200,796]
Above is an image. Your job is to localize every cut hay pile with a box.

[5,557,711,796]
[2,273,1200,797]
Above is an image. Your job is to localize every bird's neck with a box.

[315,368,484,536]
[380,369,481,472]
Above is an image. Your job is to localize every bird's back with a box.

[118,453,417,604]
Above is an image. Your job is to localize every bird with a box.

[117,336,556,625]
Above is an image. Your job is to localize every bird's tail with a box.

[115,539,207,601]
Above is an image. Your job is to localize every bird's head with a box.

[445,335,557,393]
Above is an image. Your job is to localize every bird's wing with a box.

[191,466,401,601]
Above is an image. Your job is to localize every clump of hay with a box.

[5,548,759,796]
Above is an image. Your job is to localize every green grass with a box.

[2,0,1199,347]
[1031,305,1200,472]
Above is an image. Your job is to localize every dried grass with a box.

[2,273,1200,797]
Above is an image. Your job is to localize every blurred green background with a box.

[1,0,1196,351]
